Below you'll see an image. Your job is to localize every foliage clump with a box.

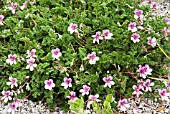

[0,0,170,113]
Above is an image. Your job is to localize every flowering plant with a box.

[0,0,170,113]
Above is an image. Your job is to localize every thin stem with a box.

[148,76,170,82]
[158,45,170,60]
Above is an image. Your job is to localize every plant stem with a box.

[148,76,170,82]
[158,45,170,60]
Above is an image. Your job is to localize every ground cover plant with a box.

[0,0,170,113]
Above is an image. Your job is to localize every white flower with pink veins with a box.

[26,57,37,71]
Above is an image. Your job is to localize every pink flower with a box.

[143,79,154,92]
[166,82,170,87]
[137,79,144,91]
[87,94,101,108]
[61,77,72,89]
[26,49,37,58]
[103,29,113,39]
[87,52,99,64]
[128,22,137,32]
[103,76,115,88]
[68,23,78,34]
[7,77,18,88]
[6,54,17,65]
[13,98,22,107]
[132,85,143,98]
[52,48,62,60]
[92,31,103,44]
[66,91,78,102]
[148,0,153,4]
[20,1,27,10]
[0,15,4,25]
[26,57,37,71]
[79,85,90,96]
[118,99,130,112]
[134,9,143,20]
[131,33,140,43]
[163,17,170,25]
[147,37,157,47]
[9,3,18,14]
[152,2,159,9]
[1,90,12,102]
[133,106,138,113]
[137,65,152,79]
[159,89,170,101]
[162,28,168,37]
[44,79,55,90]
[8,102,17,114]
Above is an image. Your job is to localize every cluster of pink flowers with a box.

[147,0,159,9]
[92,30,113,44]
[1,90,22,114]
[140,0,159,9]
[137,64,152,79]
[26,49,37,71]
[92,31,103,44]
[8,2,27,14]
[133,79,154,98]
[8,98,22,114]
[128,9,158,46]
[128,9,144,43]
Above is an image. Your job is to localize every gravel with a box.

[1,0,170,114]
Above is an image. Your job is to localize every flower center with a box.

[160,91,166,96]
[47,81,52,86]
[133,34,139,40]
[135,87,140,92]
[84,87,89,92]
[130,24,135,29]
[89,54,95,60]
[104,32,109,36]
[136,11,142,16]
[28,60,34,65]
[145,82,150,87]
[30,52,35,57]
[105,78,111,83]
[11,79,16,84]
[70,96,75,100]
[53,50,59,55]
[66,79,71,85]
[5,92,10,97]
[12,4,18,9]
[10,104,16,109]
[91,96,97,101]
[71,25,76,30]
[95,33,100,39]
[10,56,16,61]
[120,101,125,106]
